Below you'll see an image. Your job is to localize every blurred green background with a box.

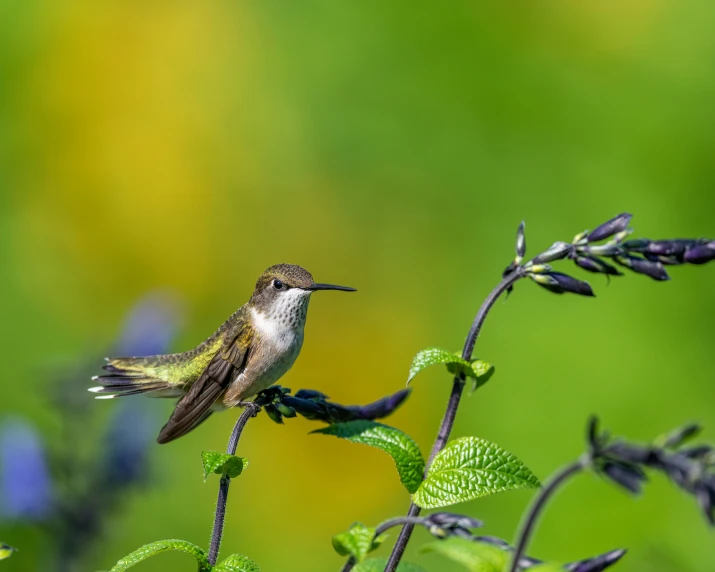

[1,1,714,570]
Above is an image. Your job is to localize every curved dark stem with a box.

[340,517,429,572]
[508,458,586,572]
[208,403,260,566]
[384,269,526,572]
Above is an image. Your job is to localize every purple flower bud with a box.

[353,389,410,421]
[602,462,647,494]
[565,549,627,572]
[614,255,670,281]
[622,239,650,253]
[663,423,702,448]
[574,256,622,276]
[694,482,715,526]
[647,239,696,258]
[516,221,526,258]
[587,213,632,243]
[546,272,595,297]
[424,512,483,531]
[607,442,655,465]
[684,244,715,265]
[281,396,326,420]
[532,241,572,264]
[294,389,330,401]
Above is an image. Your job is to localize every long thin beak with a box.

[307,283,357,292]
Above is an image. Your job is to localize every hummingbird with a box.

[89,264,355,444]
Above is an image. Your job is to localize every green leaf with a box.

[528,564,564,572]
[420,538,507,572]
[408,348,472,383]
[214,553,261,572]
[331,523,387,563]
[407,348,495,392]
[0,543,16,561]
[202,451,249,481]
[353,557,427,572]
[468,360,495,392]
[413,436,540,509]
[314,420,425,493]
[110,539,211,571]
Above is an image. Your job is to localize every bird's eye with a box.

[273,279,284,290]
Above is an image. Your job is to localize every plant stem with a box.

[508,458,586,572]
[340,517,429,572]
[208,403,260,566]
[384,268,525,572]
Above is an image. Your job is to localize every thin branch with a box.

[508,458,586,572]
[207,403,260,566]
[384,268,526,571]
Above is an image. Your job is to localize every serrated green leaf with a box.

[202,451,249,481]
[314,420,425,493]
[420,538,507,572]
[413,436,540,509]
[331,523,387,563]
[214,553,261,572]
[353,557,427,572]
[408,348,472,383]
[0,543,16,561]
[110,539,211,571]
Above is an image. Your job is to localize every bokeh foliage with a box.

[1,1,714,570]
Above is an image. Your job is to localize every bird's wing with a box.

[156,319,253,444]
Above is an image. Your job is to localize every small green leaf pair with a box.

[332,523,387,563]
[202,451,249,481]
[331,525,425,571]
[407,348,494,392]
[109,540,259,572]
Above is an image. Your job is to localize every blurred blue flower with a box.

[101,290,184,484]
[0,417,53,521]
[115,290,184,356]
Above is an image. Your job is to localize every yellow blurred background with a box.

[1,1,715,570]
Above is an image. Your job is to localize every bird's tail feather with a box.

[89,357,179,399]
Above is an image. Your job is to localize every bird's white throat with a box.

[251,289,310,342]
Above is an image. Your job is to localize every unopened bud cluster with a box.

[507,213,715,297]
[587,418,715,525]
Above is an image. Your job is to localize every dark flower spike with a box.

[565,549,627,572]
[684,243,715,265]
[516,221,527,259]
[294,389,330,400]
[587,213,633,243]
[614,255,670,281]
[351,388,411,421]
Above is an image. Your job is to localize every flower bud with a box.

[532,241,572,263]
[264,404,283,424]
[574,256,622,276]
[602,461,647,494]
[587,213,633,243]
[614,255,670,281]
[516,221,526,259]
[684,244,715,265]
[566,549,627,572]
